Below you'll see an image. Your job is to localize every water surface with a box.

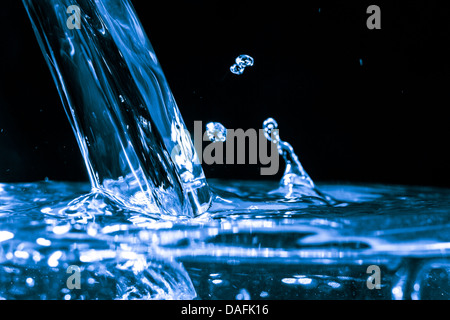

[1,180,449,299]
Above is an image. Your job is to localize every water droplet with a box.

[262,117,279,143]
[206,122,227,143]
[230,54,254,75]
[236,54,254,67]
[230,63,245,75]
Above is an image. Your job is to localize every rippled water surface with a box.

[1,180,449,300]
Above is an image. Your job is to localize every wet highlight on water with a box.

[1,0,449,300]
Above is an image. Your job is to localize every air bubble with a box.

[262,117,279,143]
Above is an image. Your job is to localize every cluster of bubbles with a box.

[230,54,254,75]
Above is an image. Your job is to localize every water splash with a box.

[262,118,336,203]
[230,64,245,75]
[263,118,314,188]
[5,0,449,301]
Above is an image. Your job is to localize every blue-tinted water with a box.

[1,180,449,299]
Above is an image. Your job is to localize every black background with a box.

[1,0,449,187]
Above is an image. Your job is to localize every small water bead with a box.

[230,64,245,75]
[0,231,14,242]
[236,54,254,67]
[230,54,254,75]
[262,117,280,143]
[206,122,227,143]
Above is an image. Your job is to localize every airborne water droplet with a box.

[236,54,254,67]
[230,64,245,75]
[262,117,316,190]
[230,54,254,75]
[206,122,227,143]
[262,117,279,143]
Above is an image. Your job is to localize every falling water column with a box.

[22,0,211,217]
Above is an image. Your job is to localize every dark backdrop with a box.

[1,0,449,187]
